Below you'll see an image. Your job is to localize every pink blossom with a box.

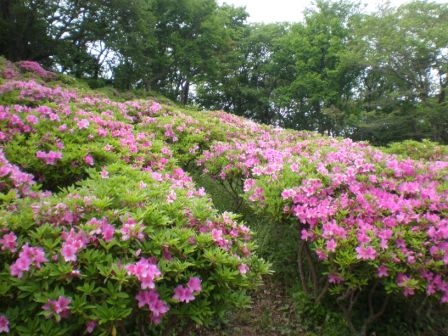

[281,188,296,200]
[36,151,63,165]
[10,256,31,278]
[135,290,170,321]
[61,243,77,262]
[166,190,177,203]
[26,114,39,124]
[100,169,109,178]
[0,232,17,252]
[326,239,337,252]
[162,245,172,260]
[10,244,48,278]
[239,263,249,275]
[77,119,90,129]
[355,246,377,260]
[86,321,97,334]
[173,285,195,303]
[43,296,71,319]
[377,265,389,277]
[0,315,9,333]
[126,258,161,289]
[150,102,162,113]
[187,277,202,293]
[136,290,159,308]
[328,273,343,284]
[84,154,94,166]
[18,61,51,78]
[150,297,169,318]
[101,223,115,242]
[120,218,144,241]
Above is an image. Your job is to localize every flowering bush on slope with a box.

[1,164,264,334]
[196,116,448,333]
[0,60,268,335]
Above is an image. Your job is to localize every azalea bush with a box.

[198,125,448,334]
[0,60,269,335]
[0,164,266,335]
[383,139,448,161]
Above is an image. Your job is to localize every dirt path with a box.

[193,279,305,336]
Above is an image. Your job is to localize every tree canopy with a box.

[1,0,447,144]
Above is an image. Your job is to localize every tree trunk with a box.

[180,79,190,105]
[1,0,11,20]
[439,75,446,104]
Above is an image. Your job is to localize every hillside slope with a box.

[1,59,448,335]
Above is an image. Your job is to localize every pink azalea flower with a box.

[36,151,63,165]
[281,188,296,200]
[86,321,97,334]
[26,114,39,124]
[239,263,249,275]
[377,265,389,277]
[150,102,162,113]
[187,277,202,293]
[166,190,177,203]
[172,285,195,303]
[328,273,343,284]
[150,298,169,317]
[136,290,159,308]
[10,257,32,278]
[0,315,9,333]
[77,119,90,129]
[84,154,94,166]
[326,239,337,252]
[61,243,77,262]
[43,296,71,319]
[355,246,377,260]
[10,244,48,278]
[0,232,17,252]
[101,223,115,242]
[120,218,144,241]
[100,169,109,178]
[126,258,161,289]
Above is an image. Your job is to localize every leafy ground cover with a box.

[1,59,448,335]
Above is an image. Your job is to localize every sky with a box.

[218,0,446,23]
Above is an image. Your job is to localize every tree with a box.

[0,0,56,63]
[150,0,247,104]
[272,0,362,135]
[351,1,448,144]
[196,22,287,124]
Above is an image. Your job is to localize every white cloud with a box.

[218,0,448,23]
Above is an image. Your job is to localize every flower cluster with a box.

[0,149,37,198]
[10,244,48,278]
[0,315,9,333]
[135,290,169,324]
[172,277,202,303]
[126,258,162,289]
[36,150,63,165]
[42,296,71,320]
[17,61,53,79]
[0,232,17,253]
